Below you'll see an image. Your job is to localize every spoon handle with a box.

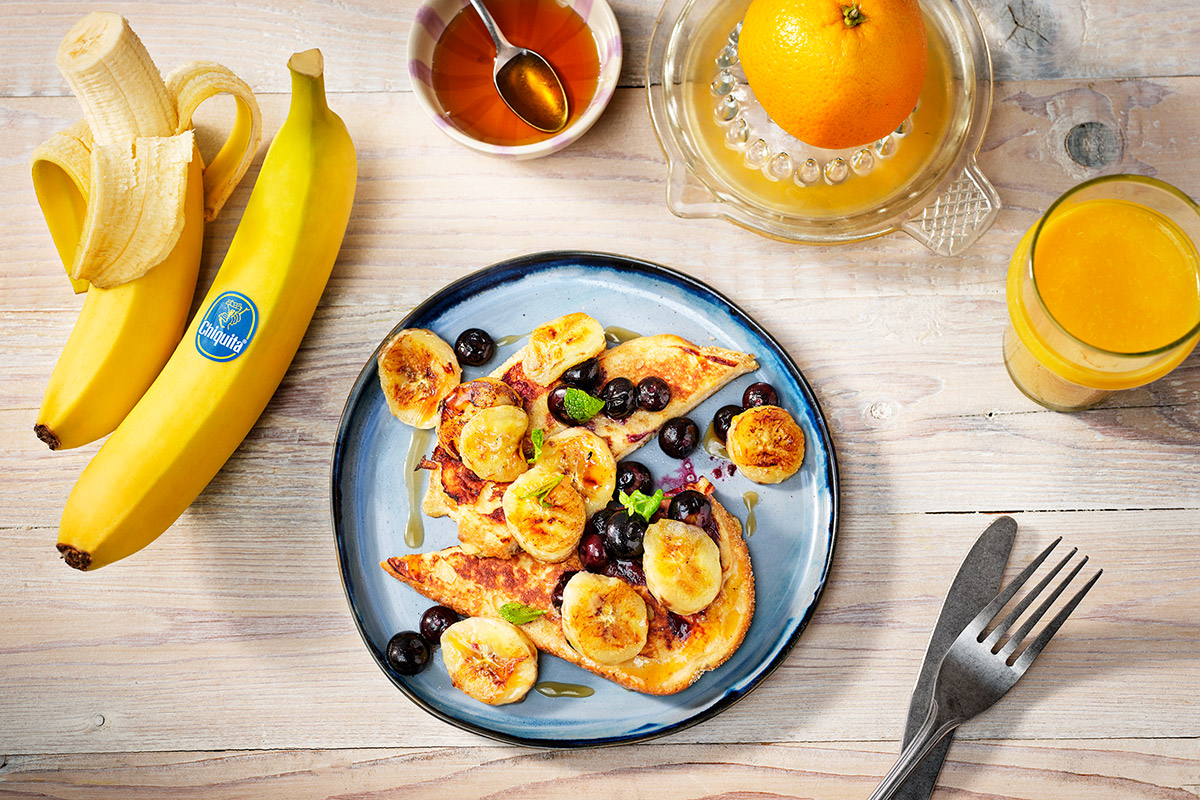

[467,0,511,57]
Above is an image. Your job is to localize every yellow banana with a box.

[33,11,261,450]
[56,49,356,570]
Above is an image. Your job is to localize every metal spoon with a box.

[467,0,569,133]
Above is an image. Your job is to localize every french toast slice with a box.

[382,478,755,695]
[493,333,758,460]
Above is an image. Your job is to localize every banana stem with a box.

[287,50,330,119]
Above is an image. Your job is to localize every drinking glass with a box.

[1004,175,1200,411]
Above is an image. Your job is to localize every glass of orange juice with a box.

[1004,175,1200,411]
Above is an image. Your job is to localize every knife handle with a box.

[868,699,960,800]
[891,734,953,800]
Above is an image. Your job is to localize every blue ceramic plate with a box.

[332,252,838,747]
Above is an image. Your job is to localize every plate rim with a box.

[330,250,840,748]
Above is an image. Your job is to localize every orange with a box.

[737,0,927,150]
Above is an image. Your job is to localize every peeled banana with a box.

[643,519,723,615]
[33,11,261,450]
[560,572,649,665]
[458,405,530,482]
[378,328,462,429]
[537,429,617,516]
[502,467,586,562]
[725,405,806,484]
[55,49,355,570]
[441,617,538,705]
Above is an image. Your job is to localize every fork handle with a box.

[867,699,961,800]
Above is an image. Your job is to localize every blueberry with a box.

[615,462,652,495]
[552,570,580,609]
[668,489,712,528]
[712,404,742,443]
[659,417,700,458]
[637,376,672,412]
[386,631,431,675]
[604,511,647,559]
[561,358,601,392]
[601,377,638,419]
[419,605,461,645]
[454,328,495,366]
[742,382,779,408]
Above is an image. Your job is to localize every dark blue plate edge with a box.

[329,250,840,749]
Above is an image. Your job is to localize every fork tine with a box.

[982,547,1077,649]
[1012,568,1103,673]
[999,555,1087,660]
[966,537,1061,639]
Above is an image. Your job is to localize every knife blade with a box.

[892,515,1017,800]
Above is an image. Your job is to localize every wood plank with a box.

[2,740,1198,799]
[2,0,1200,98]
[5,74,1200,313]
[1,509,1196,752]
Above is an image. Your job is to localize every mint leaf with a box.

[619,488,664,521]
[527,428,545,464]
[500,602,547,625]
[519,474,565,507]
[563,387,605,422]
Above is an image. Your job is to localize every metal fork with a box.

[868,538,1102,800]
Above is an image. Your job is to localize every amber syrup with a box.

[431,0,600,146]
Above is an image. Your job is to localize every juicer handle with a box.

[664,156,728,221]
[900,157,1001,256]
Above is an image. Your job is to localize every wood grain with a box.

[1,0,1199,98]
[1,509,1196,752]
[2,0,1200,792]
[2,740,1198,799]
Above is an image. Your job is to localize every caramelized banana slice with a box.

[440,617,538,705]
[502,467,587,562]
[560,572,649,665]
[538,429,617,516]
[726,405,806,484]
[522,312,605,385]
[458,405,530,483]
[437,377,521,459]
[643,519,722,615]
[377,329,461,429]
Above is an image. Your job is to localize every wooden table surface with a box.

[2,0,1199,797]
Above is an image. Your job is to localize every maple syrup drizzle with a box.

[404,429,435,548]
[742,491,758,537]
[535,681,595,698]
[603,326,642,344]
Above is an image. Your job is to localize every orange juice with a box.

[1032,200,1200,353]
[1004,177,1200,411]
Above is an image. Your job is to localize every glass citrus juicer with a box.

[646,0,999,254]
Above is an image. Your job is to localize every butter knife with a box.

[893,516,1017,800]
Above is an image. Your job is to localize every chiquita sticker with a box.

[196,291,259,362]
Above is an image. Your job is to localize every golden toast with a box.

[383,478,755,695]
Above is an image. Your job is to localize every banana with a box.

[642,519,723,615]
[560,572,649,665]
[725,405,806,485]
[33,12,259,450]
[458,405,530,482]
[537,428,617,516]
[436,377,520,457]
[440,617,538,705]
[55,49,355,570]
[502,466,586,562]
[521,312,606,385]
[378,329,461,429]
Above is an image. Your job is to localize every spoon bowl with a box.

[468,0,569,133]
